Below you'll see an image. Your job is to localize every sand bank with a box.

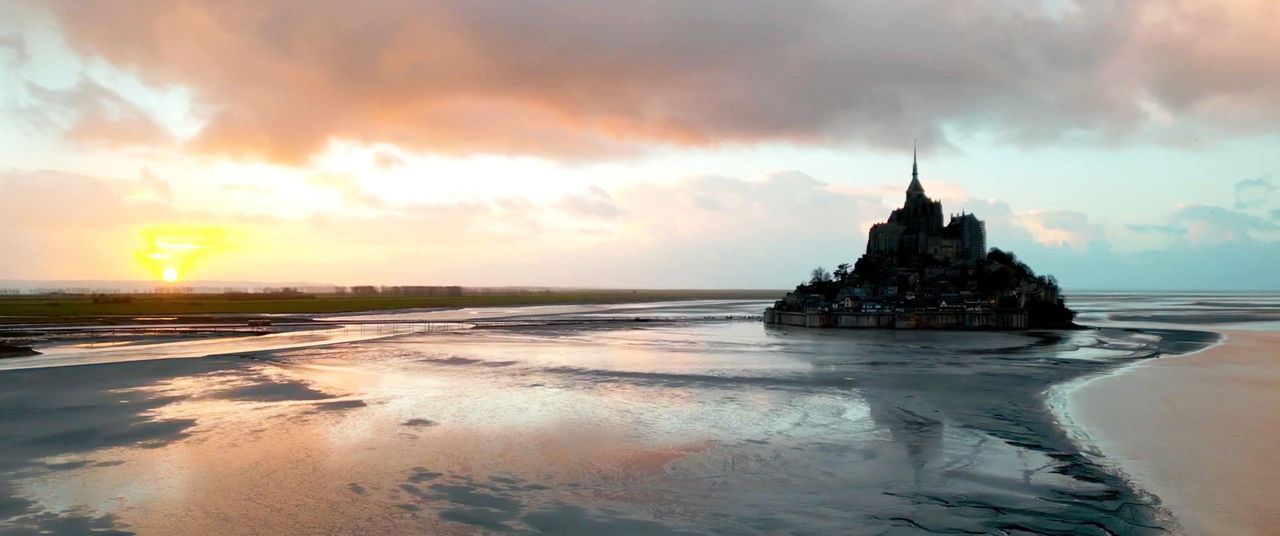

[1068,330,1280,534]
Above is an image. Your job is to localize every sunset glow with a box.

[0,0,1277,289]
[134,226,231,283]
[3,3,1280,536]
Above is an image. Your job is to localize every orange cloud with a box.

[1014,210,1105,252]
[35,1,1280,163]
[1128,0,1280,127]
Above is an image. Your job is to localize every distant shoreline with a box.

[0,290,783,325]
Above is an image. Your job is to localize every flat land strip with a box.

[0,289,782,324]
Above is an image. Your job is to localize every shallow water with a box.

[1070,291,1280,330]
[0,299,1224,534]
[0,326,398,371]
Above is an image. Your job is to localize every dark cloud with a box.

[17,80,173,148]
[36,0,1280,162]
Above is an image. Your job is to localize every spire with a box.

[907,140,924,195]
[912,140,918,181]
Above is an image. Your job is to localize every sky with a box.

[1,0,1278,290]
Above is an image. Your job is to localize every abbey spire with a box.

[912,141,918,180]
[907,140,925,197]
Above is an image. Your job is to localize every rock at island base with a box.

[0,343,40,359]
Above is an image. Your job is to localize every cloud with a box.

[1172,205,1280,244]
[61,85,172,147]
[0,169,183,278]
[996,237,1280,291]
[1013,210,1107,252]
[1127,205,1279,244]
[953,200,1280,290]
[571,172,890,287]
[372,150,405,169]
[1127,1,1280,133]
[1125,222,1183,237]
[557,186,623,220]
[32,0,1280,162]
[221,182,275,195]
[4,166,1280,289]
[0,166,890,286]
[304,173,386,209]
[0,169,172,227]
[14,79,173,148]
[1234,176,1275,209]
[131,167,172,203]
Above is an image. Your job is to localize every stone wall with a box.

[765,309,1029,330]
[765,310,810,327]
[834,313,896,328]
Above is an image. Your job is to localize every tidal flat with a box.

[1062,293,1280,535]
[0,299,1228,534]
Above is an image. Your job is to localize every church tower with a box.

[867,144,946,257]
[907,141,925,201]
[891,142,943,233]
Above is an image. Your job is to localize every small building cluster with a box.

[765,149,1074,330]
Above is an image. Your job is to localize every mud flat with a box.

[1066,330,1280,534]
[0,299,1236,534]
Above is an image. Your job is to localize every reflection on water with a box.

[0,300,1221,534]
[0,326,400,371]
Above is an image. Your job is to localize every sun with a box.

[135,225,232,283]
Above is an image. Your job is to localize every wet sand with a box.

[1068,330,1280,534]
[0,307,1202,534]
[0,297,1243,534]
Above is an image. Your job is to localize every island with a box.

[764,151,1075,330]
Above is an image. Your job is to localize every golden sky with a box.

[1,1,1278,288]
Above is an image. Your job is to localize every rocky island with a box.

[765,151,1075,329]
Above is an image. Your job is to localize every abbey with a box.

[764,151,1075,330]
[866,148,986,262]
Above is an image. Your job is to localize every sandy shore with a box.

[1068,330,1280,534]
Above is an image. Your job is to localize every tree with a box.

[833,263,851,282]
[810,266,832,284]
